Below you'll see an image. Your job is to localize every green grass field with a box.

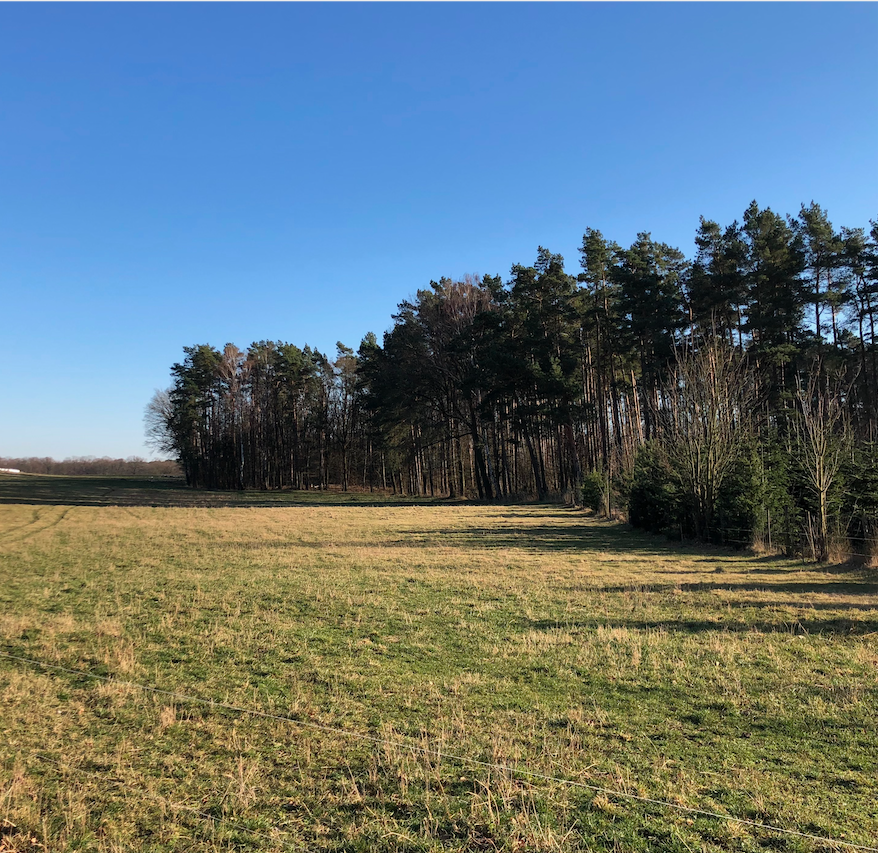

[1,474,876,852]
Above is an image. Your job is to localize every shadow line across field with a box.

[590,580,877,596]
[521,613,878,636]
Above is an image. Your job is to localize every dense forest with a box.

[148,201,878,559]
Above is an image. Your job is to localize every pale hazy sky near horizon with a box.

[2,2,876,460]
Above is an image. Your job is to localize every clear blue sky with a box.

[2,3,876,460]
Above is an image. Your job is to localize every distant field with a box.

[0,473,446,508]
[1,474,876,852]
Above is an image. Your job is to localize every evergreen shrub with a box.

[581,471,604,513]
[628,442,678,533]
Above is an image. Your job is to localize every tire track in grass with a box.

[0,507,73,547]
[0,507,43,537]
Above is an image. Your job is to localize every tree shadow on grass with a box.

[521,612,878,636]
[590,579,877,597]
[410,524,877,585]
[406,524,757,560]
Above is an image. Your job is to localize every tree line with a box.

[148,201,878,558]
[0,457,181,477]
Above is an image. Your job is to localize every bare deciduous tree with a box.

[657,342,757,538]
[144,389,175,456]
[795,363,852,562]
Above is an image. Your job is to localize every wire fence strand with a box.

[2,650,876,852]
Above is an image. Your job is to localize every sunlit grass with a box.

[0,474,876,851]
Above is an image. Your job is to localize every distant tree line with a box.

[0,456,181,477]
[149,201,878,558]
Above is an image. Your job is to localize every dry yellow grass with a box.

[0,479,876,851]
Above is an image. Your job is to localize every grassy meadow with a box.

[0,473,876,852]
